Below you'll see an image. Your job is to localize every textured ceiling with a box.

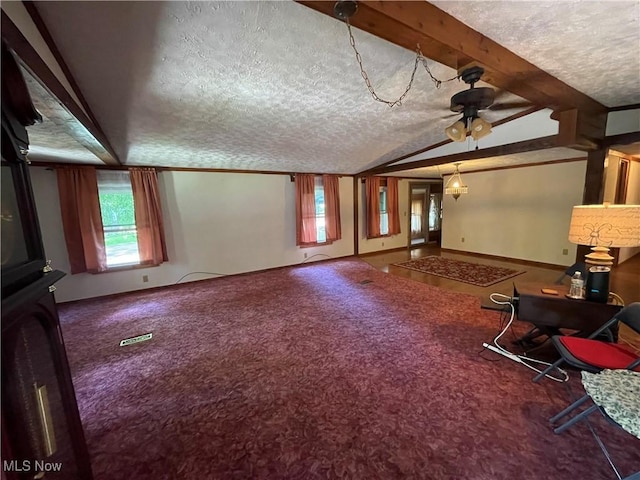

[29,1,526,173]
[24,1,638,174]
[22,66,105,165]
[433,1,640,108]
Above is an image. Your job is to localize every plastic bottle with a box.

[569,271,584,298]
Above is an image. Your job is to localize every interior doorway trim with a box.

[408,181,443,248]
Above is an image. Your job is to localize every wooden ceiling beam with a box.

[1,9,120,165]
[297,1,606,115]
[365,135,560,175]
[553,108,608,151]
[602,131,640,148]
[608,103,640,113]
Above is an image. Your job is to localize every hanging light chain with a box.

[419,49,460,89]
[345,20,459,107]
[346,20,419,107]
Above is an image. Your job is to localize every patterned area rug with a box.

[394,255,524,287]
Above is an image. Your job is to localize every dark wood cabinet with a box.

[1,41,93,479]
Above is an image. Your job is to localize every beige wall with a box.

[441,161,587,266]
[31,159,629,302]
[30,168,355,302]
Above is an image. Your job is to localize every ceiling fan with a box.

[445,66,533,142]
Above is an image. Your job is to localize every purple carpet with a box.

[394,256,524,287]
[58,258,639,479]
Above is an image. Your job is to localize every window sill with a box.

[96,262,161,274]
[299,241,334,248]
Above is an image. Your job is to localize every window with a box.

[57,167,167,273]
[295,173,341,247]
[314,177,326,243]
[96,170,140,267]
[379,186,389,235]
[364,176,397,239]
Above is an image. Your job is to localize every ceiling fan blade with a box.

[492,88,513,102]
[488,101,535,111]
[440,111,461,119]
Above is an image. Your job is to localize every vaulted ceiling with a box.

[6,1,640,175]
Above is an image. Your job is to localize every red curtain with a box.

[323,175,341,242]
[365,176,381,238]
[387,177,401,235]
[295,174,317,246]
[130,168,168,265]
[56,167,107,274]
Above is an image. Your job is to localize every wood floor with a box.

[361,245,640,352]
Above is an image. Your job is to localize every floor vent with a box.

[119,333,153,347]
[359,279,373,285]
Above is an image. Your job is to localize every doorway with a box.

[409,182,443,247]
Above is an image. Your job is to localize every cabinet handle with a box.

[34,384,57,456]
[48,285,56,293]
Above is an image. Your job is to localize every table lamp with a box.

[568,203,640,267]
[568,203,640,303]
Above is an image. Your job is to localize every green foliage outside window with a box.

[99,192,135,226]
[99,192,137,247]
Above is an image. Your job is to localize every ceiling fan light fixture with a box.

[470,116,492,140]
[445,120,467,142]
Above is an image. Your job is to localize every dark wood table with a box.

[513,282,622,344]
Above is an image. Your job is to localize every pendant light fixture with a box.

[444,163,468,201]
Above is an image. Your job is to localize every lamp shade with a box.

[470,117,492,140]
[568,204,640,247]
[445,120,466,142]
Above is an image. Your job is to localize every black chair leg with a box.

[553,404,600,434]
[550,394,591,424]
[533,358,564,383]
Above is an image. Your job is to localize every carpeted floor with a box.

[394,256,524,287]
[58,258,639,479]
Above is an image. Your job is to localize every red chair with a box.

[533,302,640,383]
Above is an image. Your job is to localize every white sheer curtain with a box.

[411,198,423,234]
[429,193,442,231]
